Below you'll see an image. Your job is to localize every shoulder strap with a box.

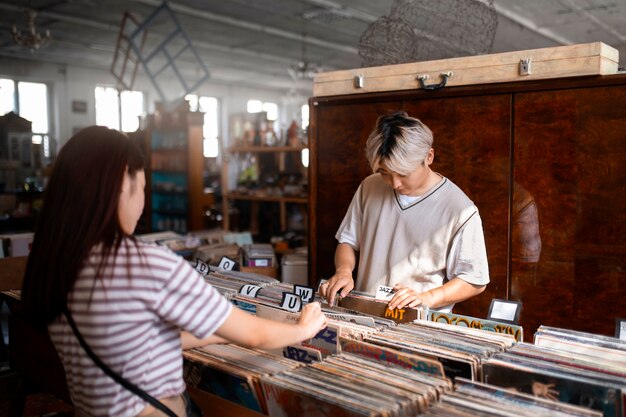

[63,309,178,417]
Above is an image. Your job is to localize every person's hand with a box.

[387,284,430,310]
[297,302,328,339]
[531,382,559,401]
[319,270,354,306]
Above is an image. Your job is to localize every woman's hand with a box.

[297,302,328,339]
[387,284,432,310]
[531,382,559,401]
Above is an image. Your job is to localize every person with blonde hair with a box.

[320,111,489,312]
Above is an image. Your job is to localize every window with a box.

[247,99,278,121]
[0,78,52,158]
[95,86,144,132]
[0,78,16,116]
[185,94,220,157]
[301,104,309,130]
[120,90,144,132]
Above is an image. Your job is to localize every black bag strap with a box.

[63,309,178,417]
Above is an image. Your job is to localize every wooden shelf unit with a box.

[143,108,206,234]
[221,145,308,236]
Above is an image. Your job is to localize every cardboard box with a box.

[242,243,276,268]
[281,252,308,286]
[0,232,34,257]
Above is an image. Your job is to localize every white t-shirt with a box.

[336,174,489,312]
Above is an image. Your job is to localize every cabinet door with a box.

[310,99,404,283]
[405,94,511,318]
[513,85,626,337]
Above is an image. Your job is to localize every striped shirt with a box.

[48,239,232,416]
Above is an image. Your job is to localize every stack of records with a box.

[260,351,452,417]
[420,378,602,416]
[233,280,400,329]
[482,328,626,417]
[137,231,205,259]
[231,282,307,312]
[337,292,425,323]
[204,267,279,300]
[183,343,302,414]
[253,301,381,360]
[534,326,626,361]
[427,310,524,342]
[363,320,516,381]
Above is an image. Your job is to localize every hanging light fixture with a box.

[12,8,52,51]
[288,32,322,80]
[289,1,322,80]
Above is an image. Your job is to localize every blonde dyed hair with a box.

[365,112,433,175]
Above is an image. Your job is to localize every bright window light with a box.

[247,99,263,113]
[262,102,278,121]
[301,104,309,130]
[204,137,219,158]
[120,90,144,132]
[199,96,218,139]
[18,82,49,134]
[43,135,50,158]
[200,96,219,157]
[0,78,15,116]
[301,148,309,168]
[247,100,279,121]
[1,79,52,158]
[95,86,120,130]
[185,94,199,112]
[187,94,220,158]
[95,86,143,132]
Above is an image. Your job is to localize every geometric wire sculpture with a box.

[126,2,210,104]
[358,16,419,68]
[111,12,146,91]
[360,0,498,67]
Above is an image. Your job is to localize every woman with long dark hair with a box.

[21,126,327,416]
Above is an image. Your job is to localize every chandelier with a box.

[288,33,322,80]
[12,8,52,51]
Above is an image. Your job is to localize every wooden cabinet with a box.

[221,145,308,239]
[143,109,206,234]
[309,74,626,340]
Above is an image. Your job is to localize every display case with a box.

[143,105,208,234]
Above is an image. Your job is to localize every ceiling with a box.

[0,0,625,96]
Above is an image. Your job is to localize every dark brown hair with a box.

[21,126,144,326]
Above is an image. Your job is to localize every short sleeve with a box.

[335,184,364,251]
[154,256,233,339]
[446,210,490,286]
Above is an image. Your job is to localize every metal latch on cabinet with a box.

[354,74,364,89]
[416,71,453,91]
[519,58,532,75]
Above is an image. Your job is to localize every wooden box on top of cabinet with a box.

[313,42,618,97]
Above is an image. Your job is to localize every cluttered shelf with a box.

[224,191,307,204]
[222,117,308,238]
[228,145,306,153]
